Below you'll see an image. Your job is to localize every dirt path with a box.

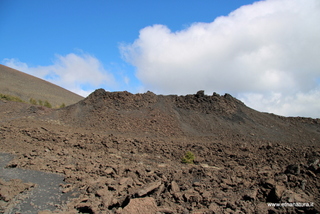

[0,153,76,214]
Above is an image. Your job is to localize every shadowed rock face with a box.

[0,89,319,213]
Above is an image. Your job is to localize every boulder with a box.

[170,181,180,193]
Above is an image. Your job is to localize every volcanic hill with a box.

[0,64,83,107]
[56,89,320,146]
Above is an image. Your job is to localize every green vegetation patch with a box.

[0,93,24,103]
[181,151,195,164]
[0,93,65,109]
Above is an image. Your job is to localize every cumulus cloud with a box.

[3,53,115,97]
[121,0,320,117]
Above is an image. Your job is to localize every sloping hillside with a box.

[0,64,83,107]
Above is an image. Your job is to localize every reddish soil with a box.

[0,89,319,213]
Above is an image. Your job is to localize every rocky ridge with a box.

[56,89,319,145]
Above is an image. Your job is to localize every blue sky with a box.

[1,0,320,117]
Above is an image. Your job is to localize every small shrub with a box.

[44,100,52,108]
[38,99,43,106]
[29,98,37,105]
[59,103,66,108]
[181,151,195,164]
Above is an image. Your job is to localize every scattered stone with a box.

[263,179,275,189]
[171,181,180,193]
[122,197,158,214]
[281,190,309,203]
[192,182,201,187]
[285,164,300,175]
[307,170,317,178]
[75,203,94,214]
[62,185,73,193]
[301,180,307,190]
[137,181,162,197]
[157,207,175,213]
[267,185,286,202]
[183,190,201,203]
[242,188,257,201]
[254,202,269,214]
[209,203,222,213]
[274,173,288,183]
[156,183,165,199]
[308,159,319,172]
[105,167,115,175]
[226,202,237,211]
[96,187,113,207]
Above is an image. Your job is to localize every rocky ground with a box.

[0,90,319,213]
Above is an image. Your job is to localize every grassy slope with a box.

[0,64,84,107]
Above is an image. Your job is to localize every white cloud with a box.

[239,89,320,118]
[121,0,320,117]
[3,53,115,97]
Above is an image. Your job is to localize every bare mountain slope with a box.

[0,64,83,107]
